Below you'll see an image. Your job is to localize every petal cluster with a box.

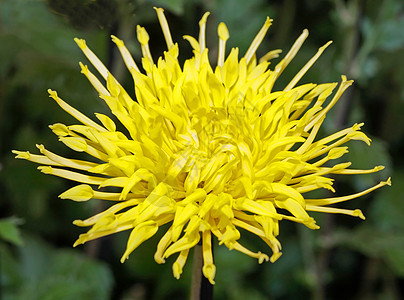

[14,8,390,284]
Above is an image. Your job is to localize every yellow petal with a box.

[59,184,94,201]
[121,221,159,262]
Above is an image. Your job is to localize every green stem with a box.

[190,245,203,300]
[190,243,213,300]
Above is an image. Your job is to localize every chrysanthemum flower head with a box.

[14,8,390,284]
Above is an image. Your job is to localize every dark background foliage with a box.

[1,0,403,299]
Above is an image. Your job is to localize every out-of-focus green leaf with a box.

[262,238,307,298]
[0,243,22,292]
[370,171,404,231]
[0,0,107,235]
[47,0,118,30]
[355,0,404,82]
[115,228,191,299]
[147,0,186,15]
[361,4,404,53]
[0,217,23,245]
[334,174,402,278]
[214,243,260,298]
[0,0,107,116]
[3,234,114,300]
[227,286,267,300]
[336,225,404,278]
[343,136,392,190]
[384,248,404,277]
[207,0,274,53]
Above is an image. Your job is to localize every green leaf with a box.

[3,234,114,300]
[336,225,404,278]
[147,0,186,15]
[208,0,274,53]
[343,136,392,190]
[0,218,24,245]
[370,171,404,231]
[384,247,404,277]
[0,243,23,292]
[215,243,258,286]
[261,237,305,298]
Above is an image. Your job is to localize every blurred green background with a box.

[1,0,403,299]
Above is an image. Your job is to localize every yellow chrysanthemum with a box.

[14,8,390,284]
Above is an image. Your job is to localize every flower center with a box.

[172,104,256,196]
